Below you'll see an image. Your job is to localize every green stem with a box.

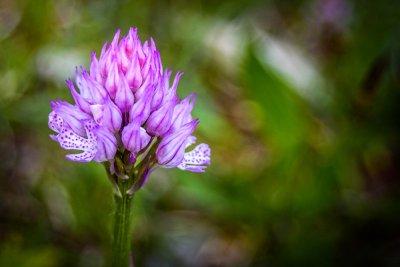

[112,180,133,267]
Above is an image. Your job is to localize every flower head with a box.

[49,27,210,190]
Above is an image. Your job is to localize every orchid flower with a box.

[48,27,210,267]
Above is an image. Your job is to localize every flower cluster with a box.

[48,28,210,181]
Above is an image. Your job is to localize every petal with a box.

[171,71,183,93]
[125,27,138,55]
[177,143,211,172]
[103,98,123,132]
[83,70,108,103]
[111,29,121,49]
[67,79,91,114]
[122,122,151,153]
[129,86,153,125]
[141,49,152,78]
[57,121,97,151]
[51,100,90,136]
[57,129,96,150]
[126,54,142,90]
[89,99,122,132]
[51,100,90,120]
[105,58,119,98]
[84,120,97,139]
[156,120,198,167]
[57,121,117,163]
[163,71,182,104]
[99,43,112,78]
[66,150,96,163]
[48,111,65,134]
[145,100,174,136]
[90,104,104,125]
[118,38,130,72]
[114,70,135,112]
[75,67,92,99]
[151,81,164,110]
[93,127,117,162]
[170,93,196,131]
[89,51,99,79]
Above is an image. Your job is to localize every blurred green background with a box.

[1,0,400,266]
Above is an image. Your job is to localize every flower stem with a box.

[112,179,133,267]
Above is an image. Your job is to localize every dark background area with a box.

[0,0,400,266]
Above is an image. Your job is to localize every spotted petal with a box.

[178,143,210,173]
[66,151,97,163]
[48,111,65,134]
[57,122,97,163]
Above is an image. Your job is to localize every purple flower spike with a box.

[49,26,210,190]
